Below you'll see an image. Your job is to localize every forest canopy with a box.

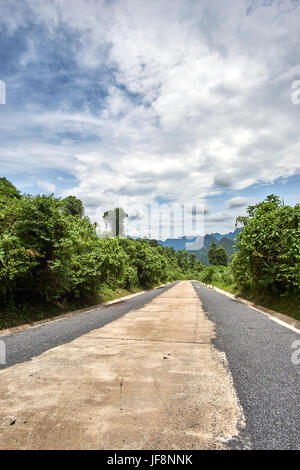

[0,180,203,312]
[0,180,298,325]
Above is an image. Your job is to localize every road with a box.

[0,280,299,449]
[0,283,176,370]
[192,281,299,450]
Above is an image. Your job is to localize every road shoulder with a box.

[194,281,300,334]
[0,283,173,338]
[0,281,245,450]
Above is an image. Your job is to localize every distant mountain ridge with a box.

[208,229,241,241]
[158,228,241,265]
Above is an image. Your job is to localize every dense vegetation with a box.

[198,195,300,320]
[169,233,237,265]
[232,195,299,296]
[207,241,228,266]
[0,179,204,327]
[0,180,298,326]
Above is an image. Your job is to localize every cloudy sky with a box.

[0,0,299,236]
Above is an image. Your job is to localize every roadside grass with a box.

[209,281,239,296]
[97,285,142,303]
[240,291,300,322]
[0,279,178,331]
[206,281,300,322]
[0,285,144,330]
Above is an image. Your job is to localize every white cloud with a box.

[37,180,56,193]
[226,197,250,209]
[0,0,300,232]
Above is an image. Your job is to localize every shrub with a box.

[0,182,205,310]
[232,195,300,296]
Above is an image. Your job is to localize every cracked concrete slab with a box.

[0,281,245,449]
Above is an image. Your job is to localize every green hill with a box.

[188,235,237,265]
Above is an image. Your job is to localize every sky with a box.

[0,0,299,237]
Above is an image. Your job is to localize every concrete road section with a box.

[0,281,244,450]
[0,283,175,370]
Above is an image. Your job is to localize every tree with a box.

[0,177,21,201]
[103,207,128,237]
[214,246,228,266]
[208,242,228,266]
[231,194,300,295]
[0,194,70,302]
[208,241,217,265]
[188,253,196,269]
[176,250,189,270]
[61,196,84,217]
[0,179,207,321]
[149,239,159,247]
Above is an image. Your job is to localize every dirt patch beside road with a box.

[0,281,244,449]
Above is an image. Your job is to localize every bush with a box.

[199,266,215,284]
[232,195,300,296]
[0,181,205,312]
[197,265,235,287]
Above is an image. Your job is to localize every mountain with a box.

[158,236,197,251]
[218,236,236,258]
[158,229,241,265]
[208,228,241,241]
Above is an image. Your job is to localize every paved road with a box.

[0,280,299,450]
[193,281,299,450]
[0,283,176,369]
[0,281,242,450]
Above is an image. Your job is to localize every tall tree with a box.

[214,246,228,266]
[208,241,217,265]
[188,252,196,269]
[61,196,84,217]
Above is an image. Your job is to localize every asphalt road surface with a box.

[193,281,299,450]
[0,280,299,450]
